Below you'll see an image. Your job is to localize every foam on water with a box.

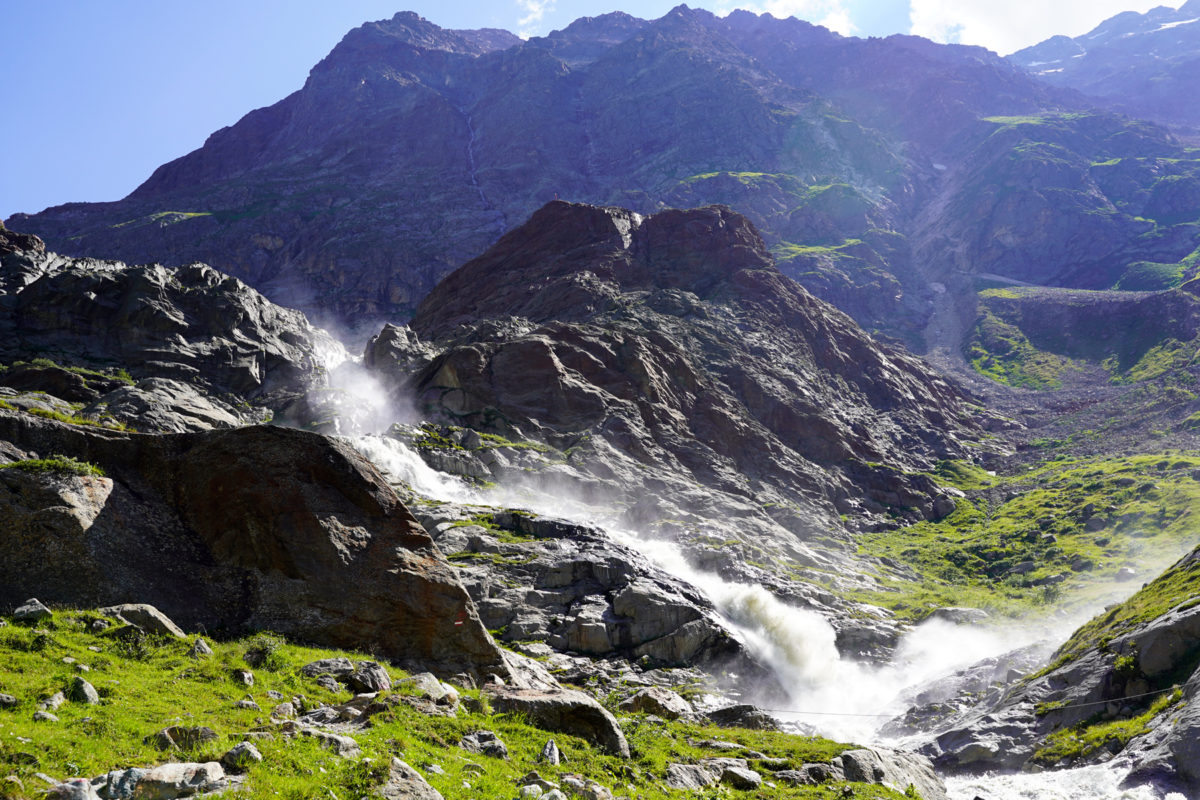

[946,764,1186,800]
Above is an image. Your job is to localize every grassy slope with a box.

[0,610,915,800]
[851,454,1200,622]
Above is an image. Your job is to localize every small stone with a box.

[39,692,66,710]
[145,725,218,751]
[0,693,17,708]
[235,699,260,711]
[13,599,52,623]
[424,764,446,776]
[300,729,361,758]
[221,741,263,772]
[266,690,284,700]
[70,677,100,705]
[33,711,58,722]
[233,669,254,686]
[271,702,296,719]
[189,638,214,658]
[520,786,544,799]
[539,740,561,765]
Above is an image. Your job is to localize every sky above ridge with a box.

[0,0,1184,220]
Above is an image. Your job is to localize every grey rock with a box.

[300,729,361,758]
[459,730,509,759]
[718,766,761,790]
[665,764,719,790]
[926,607,989,625]
[33,710,58,722]
[46,779,101,800]
[220,742,263,772]
[99,605,185,638]
[98,768,147,800]
[85,379,244,434]
[617,687,692,720]
[13,598,51,622]
[0,692,17,708]
[538,739,562,765]
[833,748,946,800]
[487,687,629,758]
[233,670,254,686]
[130,761,225,800]
[69,677,100,705]
[377,758,445,800]
[187,638,213,658]
[234,699,259,711]
[300,658,355,679]
[347,661,392,693]
[145,726,218,752]
[40,691,66,710]
[706,704,778,731]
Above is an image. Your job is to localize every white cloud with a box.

[719,0,857,36]
[516,0,555,37]
[910,0,1184,55]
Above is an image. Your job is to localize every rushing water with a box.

[347,435,1035,740]
[946,765,1187,800]
[344,433,1194,799]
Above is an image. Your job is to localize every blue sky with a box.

[0,1,1183,220]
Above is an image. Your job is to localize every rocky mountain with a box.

[362,201,997,661]
[13,6,1199,355]
[1011,0,1200,130]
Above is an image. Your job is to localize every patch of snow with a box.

[1156,18,1199,31]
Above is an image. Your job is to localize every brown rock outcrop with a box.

[0,413,509,681]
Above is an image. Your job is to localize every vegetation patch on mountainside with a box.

[0,608,919,800]
[852,454,1200,621]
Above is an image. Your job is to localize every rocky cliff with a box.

[361,202,990,658]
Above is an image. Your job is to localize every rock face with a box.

[0,413,510,681]
[389,202,979,536]
[0,228,337,433]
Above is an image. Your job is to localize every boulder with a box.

[13,598,51,622]
[833,748,946,800]
[46,779,101,800]
[130,762,225,800]
[459,730,509,759]
[99,605,185,638]
[665,764,719,790]
[706,704,778,731]
[376,758,444,800]
[487,687,630,757]
[69,677,100,705]
[617,687,692,719]
[0,419,512,682]
[301,730,361,759]
[348,661,392,693]
[220,742,263,772]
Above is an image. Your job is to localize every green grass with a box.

[0,610,917,800]
[0,456,105,478]
[1030,690,1182,767]
[852,454,1200,621]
